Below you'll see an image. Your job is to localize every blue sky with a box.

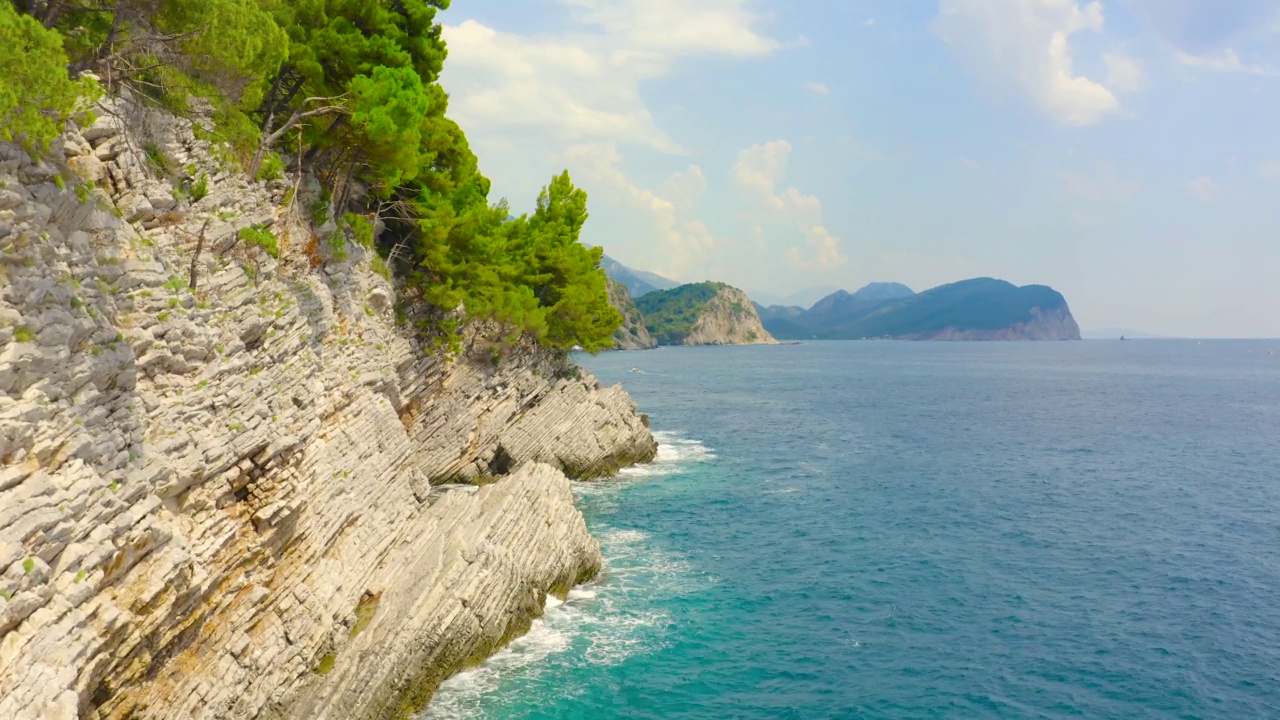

[438,0,1280,338]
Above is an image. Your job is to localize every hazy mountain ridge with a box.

[764,278,1081,341]
[599,254,680,298]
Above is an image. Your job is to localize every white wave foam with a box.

[421,613,571,719]
[422,523,702,719]
[617,431,715,479]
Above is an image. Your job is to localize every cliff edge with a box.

[0,101,656,719]
[606,277,656,351]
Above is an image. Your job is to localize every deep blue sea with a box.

[423,340,1280,720]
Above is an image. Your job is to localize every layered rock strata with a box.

[0,99,656,719]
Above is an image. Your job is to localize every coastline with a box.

[0,103,657,720]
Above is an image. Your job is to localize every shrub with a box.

[239,225,279,259]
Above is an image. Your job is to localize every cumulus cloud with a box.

[733,141,847,271]
[565,143,719,277]
[935,0,1124,126]
[1188,176,1219,201]
[804,81,831,96]
[442,1,779,154]
[1260,162,1280,179]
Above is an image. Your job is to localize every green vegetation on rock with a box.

[634,282,723,345]
[0,3,99,153]
[7,0,621,354]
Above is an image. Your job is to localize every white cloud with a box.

[862,18,877,28]
[935,0,1123,126]
[442,1,780,154]
[566,143,719,278]
[804,81,831,96]
[1188,176,1219,201]
[1176,49,1280,77]
[1260,162,1280,179]
[1105,52,1146,92]
[788,226,848,271]
[733,141,847,271]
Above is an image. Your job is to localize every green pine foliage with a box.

[635,283,725,345]
[0,3,98,153]
[5,0,621,354]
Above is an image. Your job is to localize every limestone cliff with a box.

[0,100,656,719]
[635,282,777,346]
[606,277,656,351]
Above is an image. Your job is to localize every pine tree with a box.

[0,2,96,153]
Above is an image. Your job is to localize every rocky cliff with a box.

[605,278,656,351]
[0,100,656,719]
[635,282,777,347]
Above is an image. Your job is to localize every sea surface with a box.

[422,340,1280,719]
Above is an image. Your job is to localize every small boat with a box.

[1120,335,1128,341]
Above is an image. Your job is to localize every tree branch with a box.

[248,96,349,178]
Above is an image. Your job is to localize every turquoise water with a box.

[423,341,1280,719]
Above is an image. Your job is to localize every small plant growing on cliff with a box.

[191,174,210,201]
[239,225,279,259]
[256,152,285,182]
[143,142,173,177]
[22,558,35,574]
[342,213,375,248]
[0,589,10,601]
[14,326,36,342]
[164,276,187,293]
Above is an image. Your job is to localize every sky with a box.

[436,0,1280,338]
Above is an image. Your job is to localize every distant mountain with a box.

[636,283,777,346]
[599,254,680,298]
[764,278,1081,341]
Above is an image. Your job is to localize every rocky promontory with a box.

[0,100,656,720]
[635,282,777,346]
[606,277,657,351]
[762,278,1082,341]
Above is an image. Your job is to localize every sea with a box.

[421,340,1280,720]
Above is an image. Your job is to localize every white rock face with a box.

[683,285,777,346]
[0,99,655,719]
